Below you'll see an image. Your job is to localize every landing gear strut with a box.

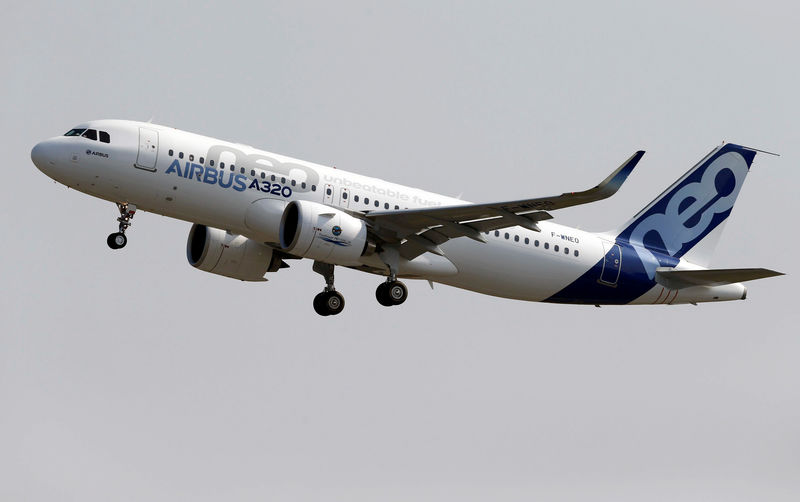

[376,276,408,307]
[375,246,408,307]
[312,261,345,316]
[107,203,136,250]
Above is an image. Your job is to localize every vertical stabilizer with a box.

[614,143,758,278]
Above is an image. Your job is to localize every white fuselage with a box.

[31,119,746,306]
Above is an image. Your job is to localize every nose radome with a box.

[31,141,52,170]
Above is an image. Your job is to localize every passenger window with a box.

[168,149,174,156]
[209,159,215,166]
[384,203,389,209]
[354,195,360,202]
[364,198,370,204]
[326,188,332,196]
[495,231,500,237]
[281,177,286,184]
[199,157,204,164]
[271,175,276,181]
[99,131,110,143]
[524,237,529,245]
[514,235,519,242]
[535,240,540,247]
[504,232,509,239]
[574,250,579,257]
[544,242,549,249]
[189,154,194,161]
[342,192,348,199]
[260,172,265,179]
[240,167,246,174]
[291,180,296,186]
[374,200,379,207]
[220,162,224,168]
[394,205,399,210]
[250,169,255,176]
[179,152,184,159]
[301,182,307,189]
[82,129,98,141]
[312,185,316,191]
[564,247,569,254]
[554,245,559,252]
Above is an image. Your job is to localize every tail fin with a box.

[615,143,760,278]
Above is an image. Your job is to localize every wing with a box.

[366,150,645,260]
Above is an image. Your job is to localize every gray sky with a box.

[1,1,797,500]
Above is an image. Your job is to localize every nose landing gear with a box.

[107,203,136,250]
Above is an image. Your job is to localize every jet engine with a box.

[279,200,371,265]
[187,224,284,281]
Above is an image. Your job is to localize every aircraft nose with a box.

[31,140,55,171]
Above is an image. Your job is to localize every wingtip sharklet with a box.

[583,149,645,199]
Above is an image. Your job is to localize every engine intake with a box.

[279,200,369,265]
[187,224,283,281]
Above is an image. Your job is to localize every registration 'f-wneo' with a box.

[31,120,783,315]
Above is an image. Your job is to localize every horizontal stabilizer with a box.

[655,267,784,289]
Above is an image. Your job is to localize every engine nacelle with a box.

[187,224,283,281]
[279,200,369,265]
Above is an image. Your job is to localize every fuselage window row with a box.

[490,230,579,257]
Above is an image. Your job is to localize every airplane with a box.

[30,120,783,316]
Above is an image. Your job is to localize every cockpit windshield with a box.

[63,127,111,143]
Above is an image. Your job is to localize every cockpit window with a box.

[99,131,110,143]
[81,129,98,141]
[64,128,86,136]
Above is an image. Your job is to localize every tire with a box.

[107,232,127,249]
[388,281,407,305]
[313,292,330,316]
[375,282,393,307]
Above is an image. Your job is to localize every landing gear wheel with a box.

[387,281,408,305]
[325,291,345,315]
[313,291,345,316]
[107,232,127,249]
[313,292,330,316]
[376,282,393,306]
[376,280,407,306]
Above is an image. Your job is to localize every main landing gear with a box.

[312,261,345,316]
[310,262,409,316]
[107,203,136,250]
[375,278,408,307]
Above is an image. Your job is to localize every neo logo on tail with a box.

[620,145,754,279]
